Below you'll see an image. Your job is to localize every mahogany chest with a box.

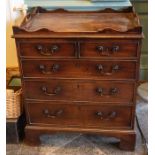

[13,7,143,150]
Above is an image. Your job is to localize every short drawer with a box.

[27,102,83,126]
[27,101,132,129]
[82,104,132,129]
[80,40,139,58]
[24,80,135,103]
[18,41,76,58]
[21,59,137,80]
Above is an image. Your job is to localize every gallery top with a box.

[13,7,143,39]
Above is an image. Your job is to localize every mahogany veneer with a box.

[13,6,143,150]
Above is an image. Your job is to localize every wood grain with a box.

[21,59,137,80]
[23,80,135,103]
[26,101,133,129]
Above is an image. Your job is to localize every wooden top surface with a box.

[20,12,140,33]
[13,7,143,38]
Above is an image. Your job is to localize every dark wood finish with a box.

[17,39,139,59]
[23,80,134,103]
[80,40,138,58]
[13,7,143,150]
[21,59,137,80]
[19,40,76,58]
[27,102,83,127]
[18,7,141,33]
[26,101,133,129]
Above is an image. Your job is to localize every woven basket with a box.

[6,89,22,118]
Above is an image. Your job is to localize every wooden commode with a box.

[13,7,143,150]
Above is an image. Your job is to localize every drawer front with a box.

[80,40,138,58]
[19,41,76,58]
[24,80,134,103]
[27,101,132,129]
[21,60,136,80]
[82,105,132,129]
[27,102,83,126]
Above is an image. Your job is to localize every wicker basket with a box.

[6,89,22,118]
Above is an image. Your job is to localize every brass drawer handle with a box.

[52,64,60,72]
[96,64,120,75]
[41,86,61,96]
[96,87,119,96]
[112,45,120,52]
[43,109,63,118]
[96,46,109,56]
[96,45,119,56]
[36,44,59,56]
[96,111,117,120]
[96,87,104,96]
[51,45,59,53]
[39,64,60,74]
[36,44,51,56]
[110,88,119,95]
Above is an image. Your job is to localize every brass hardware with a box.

[36,44,59,56]
[52,64,60,72]
[96,45,109,56]
[41,86,61,96]
[96,111,104,117]
[112,45,120,52]
[43,109,63,118]
[50,45,59,53]
[96,45,120,56]
[96,87,119,96]
[110,88,119,95]
[109,111,117,119]
[97,64,104,71]
[39,64,60,74]
[96,46,105,52]
[96,111,117,120]
[96,64,120,75]
[39,64,51,74]
[96,87,104,96]
[36,45,43,51]
[112,64,120,71]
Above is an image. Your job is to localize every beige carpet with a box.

[6,98,148,155]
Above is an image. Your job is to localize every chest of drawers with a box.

[13,7,143,150]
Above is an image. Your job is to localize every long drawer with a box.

[27,101,133,129]
[21,59,137,80]
[23,80,135,103]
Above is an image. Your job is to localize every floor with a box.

[6,97,148,155]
